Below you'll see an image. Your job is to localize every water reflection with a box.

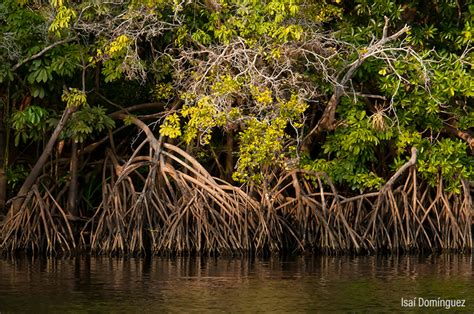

[0,254,472,312]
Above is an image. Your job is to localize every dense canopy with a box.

[0,0,472,254]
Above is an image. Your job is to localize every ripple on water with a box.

[0,254,472,312]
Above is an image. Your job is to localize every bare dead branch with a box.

[304,21,410,142]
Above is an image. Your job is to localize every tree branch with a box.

[444,125,474,150]
[384,147,417,189]
[12,38,76,71]
[96,93,166,118]
[303,20,410,144]
[10,105,77,214]
[114,113,161,151]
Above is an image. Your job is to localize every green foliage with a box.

[6,165,29,191]
[63,105,115,142]
[181,96,226,144]
[305,0,343,23]
[0,0,45,57]
[2,0,473,197]
[233,94,307,183]
[96,35,136,82]
[153,83,174,100]
[179,0,327,46]
[1,1,81,100]
[49,44,82,77]
[301,100,391,191]
[123,115,136,126]
[303,157,385,191]
[417,139,473,193]
[0,64,14,83]
[11,93,114,145]
[308,0,474,193]
[233,117,287,183]
[27,59,53,85]
[327,107,393,157]
[61,88,87,108]
[49,5,77,36]
[212,75,242,96]
[11,106,51,146]
[459,111,474,130]
[159,113,181,138]
[394,130,423,155]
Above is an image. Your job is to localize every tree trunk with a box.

[0,125,5,214]
[10,106,76,215]
[67,140,79,217]
[0,92,6,214]
[0,168,5,215]
[225,131,233,181]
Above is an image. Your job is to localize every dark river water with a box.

[0,254,472,312]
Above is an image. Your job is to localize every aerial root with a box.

[1,145,471,254]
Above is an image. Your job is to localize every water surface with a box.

[0,254,472,312]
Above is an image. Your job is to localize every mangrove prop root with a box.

[1,140,471,254]
[1,184,76,254]
[77,141,471,254]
